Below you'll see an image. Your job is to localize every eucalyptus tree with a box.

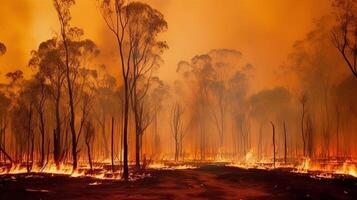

[53,0,100,169]
[126,2,168,169]
[99,0,132,180]
[29,38,66,166]
[99,0,167,178]
[150,77,169,157]
[207,49,243,158]
[0,91,11,164]
[53,0,79,169]
[170,102,184,161]
[177,55,214,160]
[250,87,292,163]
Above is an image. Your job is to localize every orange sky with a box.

[0,0,331,91]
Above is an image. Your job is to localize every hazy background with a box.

[0,0,332,92]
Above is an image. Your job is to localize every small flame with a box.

[149,162,197,170]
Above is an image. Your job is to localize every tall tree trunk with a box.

[30,132,35,170]
[336,104,340,158]
[54,93,61,166]
[153,106,158,156]
[122,81,129,181]
[39,111,45,167]
[270,121,276,168]
[63,37,78,170]
[174,137,179,162]
[258,123,263,160]
[26,109,32,173]
[111,117,115,173]
[135,132,140,169]
[102,113,109,159]
[283,122,287,164]
[133,89,140,169]
[301,102,306,157]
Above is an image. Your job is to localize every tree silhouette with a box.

[332,0,357,78]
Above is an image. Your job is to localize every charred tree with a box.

[300,95,307,157]
[283,121,287,164]
[270,121,276,168]
[111,117,115,173]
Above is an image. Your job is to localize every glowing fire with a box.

[0,163,122,180]
[149,162,197,170]
[222,149,357,179]
[293,158,357,178]
[1,155,356,180]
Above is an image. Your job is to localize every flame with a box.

[1,153,356,180]
[226,150,357,179]
[0,162,122,180]
[336,161,357,177]
[149,162,197,170]
[293,158,357,178]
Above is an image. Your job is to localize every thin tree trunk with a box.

[30,132,35,170]
[39,111,45,167]
[284,121,287,164]
[258,123,263,160]
[102,113,109,158]
[86,141,92,171]
[270,121,276,168]
[135,132,140,169]
[123,82,129,181]
[54,94,61,166]
[301,103,306,157]
[111,117,115,173]
[27,105,33,173]
[336,104,340,158]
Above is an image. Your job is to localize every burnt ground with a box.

[0,165,356,200]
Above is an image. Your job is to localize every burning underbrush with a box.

[0,162,150,181]
[1,157,356,182]
[228,158,357,179]
[293,158,357,178]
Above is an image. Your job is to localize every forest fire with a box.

[0,162,123,180]
[294,159,357,178]
[228,157,357,179]
[1,0,357,199]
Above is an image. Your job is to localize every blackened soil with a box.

[0,165,356,200]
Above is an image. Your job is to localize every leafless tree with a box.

[331,0,357,78]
